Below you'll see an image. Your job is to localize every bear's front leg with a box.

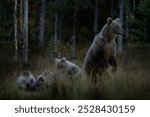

[108,56,118,73]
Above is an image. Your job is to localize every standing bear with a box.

[83,17,124,80]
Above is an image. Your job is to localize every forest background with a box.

[0,0,150,99]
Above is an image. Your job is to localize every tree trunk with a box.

[58,11,62,41]
[111,0,114,17]
[39,0,46,47]
[93,0,98,34]
[23,0,28,65]
[118,0,124,52]
[133,0,135,15]
[20,0,23,32]
[14,0,18,59]
[125,0,129,38]
[71,0,77,59]
[54,11,58,48]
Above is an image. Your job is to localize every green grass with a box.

[0,44,150,100]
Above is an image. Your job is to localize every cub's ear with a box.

[61,57,66,62]
[107,17,113,25]
[44,72,48,76]
[114,18,120,23]
[22,71,30,77]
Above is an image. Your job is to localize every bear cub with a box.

[16,71,36,91]
[55,57,83,78]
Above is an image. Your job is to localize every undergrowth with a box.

[0,44,150,99]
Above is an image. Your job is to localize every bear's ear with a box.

[107,17,112,25]
[44,72,48,76]
[114,18,120,23]
[61,57,66,62]
[23,71,30,77]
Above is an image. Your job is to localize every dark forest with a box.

[0,0,150,99]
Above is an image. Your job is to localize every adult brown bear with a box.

[83,18,124,81]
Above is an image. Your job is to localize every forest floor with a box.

[0,43,150,99]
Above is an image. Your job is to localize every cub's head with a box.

[55,57,67,72]
[16,71,36,91]
[107,18,125,35]
[36,71,51,87]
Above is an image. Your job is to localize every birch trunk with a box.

[125,0,129,38]
[23,0,28,64]
[20,0,23,32]
[39,0,46,47]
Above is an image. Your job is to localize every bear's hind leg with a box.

[108,56,118,73]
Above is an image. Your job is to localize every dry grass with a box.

[0,44,150,100]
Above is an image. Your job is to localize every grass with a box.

[0,43,150,100]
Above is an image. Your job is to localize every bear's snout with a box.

[118,28,125,35]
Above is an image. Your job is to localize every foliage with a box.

[47,38,70,60]
[138,0,150,17]
[128,0,150,45]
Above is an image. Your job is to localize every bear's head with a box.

[17,71,36,90]
[36,71,54,87]
[55,57,67,72]
[36,76,44,87]
[107,18,124,35]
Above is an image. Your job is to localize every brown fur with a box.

[83,18,124,81]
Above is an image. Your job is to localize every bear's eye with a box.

[72,67,75,71]
[61,59,65,63]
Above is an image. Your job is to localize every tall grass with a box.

[0,44,150,99]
